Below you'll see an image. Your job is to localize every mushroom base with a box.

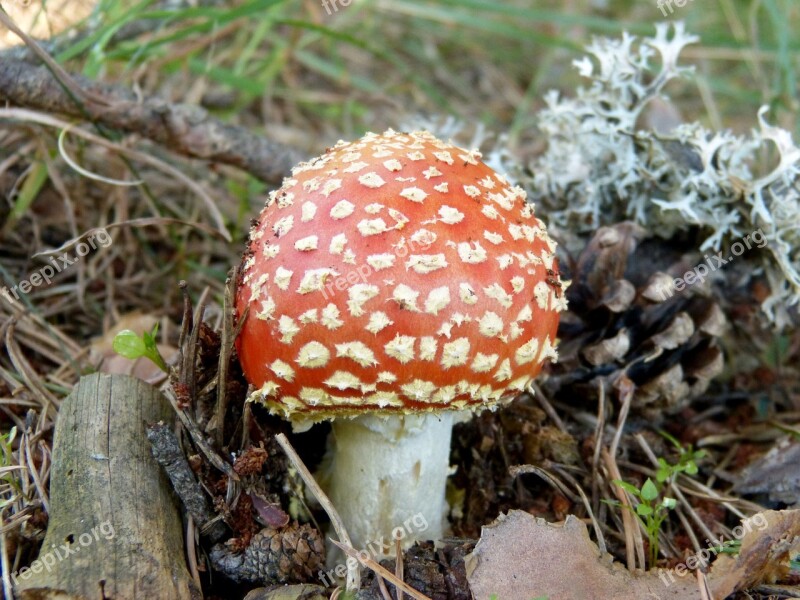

[324,411,454,567]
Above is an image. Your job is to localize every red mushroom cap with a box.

[236,130,565,424]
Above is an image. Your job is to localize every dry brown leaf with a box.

[465,509,800,600]
[708,509,800,598]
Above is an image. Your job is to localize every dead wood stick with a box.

[0,58,304,184]
[146,421,228,542]
[14,373,200,599]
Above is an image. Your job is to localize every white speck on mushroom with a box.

[274,266,293,290]
[324,371,364,391]
[419,336,438,361]
[295,235,318,251]
[321,179,342,198]
[406,151,425,161]
[496,254,514,270]
[358,172,386,188]
[450,312,471,327]
[270,359,295,382]
[357,218,390,236]
[433,182,449,193]
[299,309,318,324]
[384,335,416,364]
[262,244,280,259]
[406,254,448,274]
[297,268,338,294]
[432,385,457,404]
[297,341,331,368]
[437,205,464,224]
[331,200,356,220]
[458,149,481,165]
[340,151,362,163]
[329,233,348,255]
[278,315,300,344]
[493,358,512,381]
[365,311,393,334]
[479,176,495,189]
[478,311,504,338]
[457,241,488,264]
[336,341,378,367]
[377,371,397,384]
[401,379,436,402]
[423,166,442,179]
[256,297,276,320]
[481,204,500,220]
[276,191,295,208]
[366,253,396,271]
[273,215,294,237]
[342,249,357,264]
[429,150,453,165]
[343,161,369,173]
[463,185,481,199]
[508,224,524,241]
[441,338,470,368]
[369,391,402,408]
[534,281,550,309]
[484,283,513,308]
[321,304,344,330]
[300,387,330,406]
[347,284,380,316]
[483,231,504,245]
[392,284,420,311]
[511,276,525,293]
[257,381,280,398]
[410,229,437,247]
[437,321,454,338]
[540,336,559,362]
[302,177,321,192]
[364,203,385,214]
[301,202,317,222]
[515,337,540,365]
[424,286,451,315]
[459,283,478,305]
[400,187,428,203]
[471,353,499,373]
[383,159,403,172]
[508,322,523,340]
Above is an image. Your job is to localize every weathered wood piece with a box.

[15,373,200,600]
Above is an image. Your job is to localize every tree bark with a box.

[14,373,201,600]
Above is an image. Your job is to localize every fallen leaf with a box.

[465,509,800,600]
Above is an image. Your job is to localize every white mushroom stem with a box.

[324,411,454,565]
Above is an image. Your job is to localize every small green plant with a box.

[608,434,705,568]
[112,324,168,372]
[610,478,676,568]
[655,430,706,483]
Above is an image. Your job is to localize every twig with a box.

[146,421,228,542]
[215,267,236,448]
[274,433,360,593]
[331,540,432,600]
[0,59,304,184]
[395,536,404,600]
[602,447,641,571]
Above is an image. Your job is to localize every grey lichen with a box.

[520,22,800,327]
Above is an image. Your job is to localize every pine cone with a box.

[544,222,726,419]
[210,523,325,584]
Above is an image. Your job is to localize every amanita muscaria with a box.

[236,130,565,558]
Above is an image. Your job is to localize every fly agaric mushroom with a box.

[235,130,565,559]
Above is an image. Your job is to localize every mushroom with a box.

[235,130,565,561]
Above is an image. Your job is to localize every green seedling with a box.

[112,323,168,372]
[608,434,707,568]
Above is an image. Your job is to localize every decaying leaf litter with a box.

[0,2,799,599]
